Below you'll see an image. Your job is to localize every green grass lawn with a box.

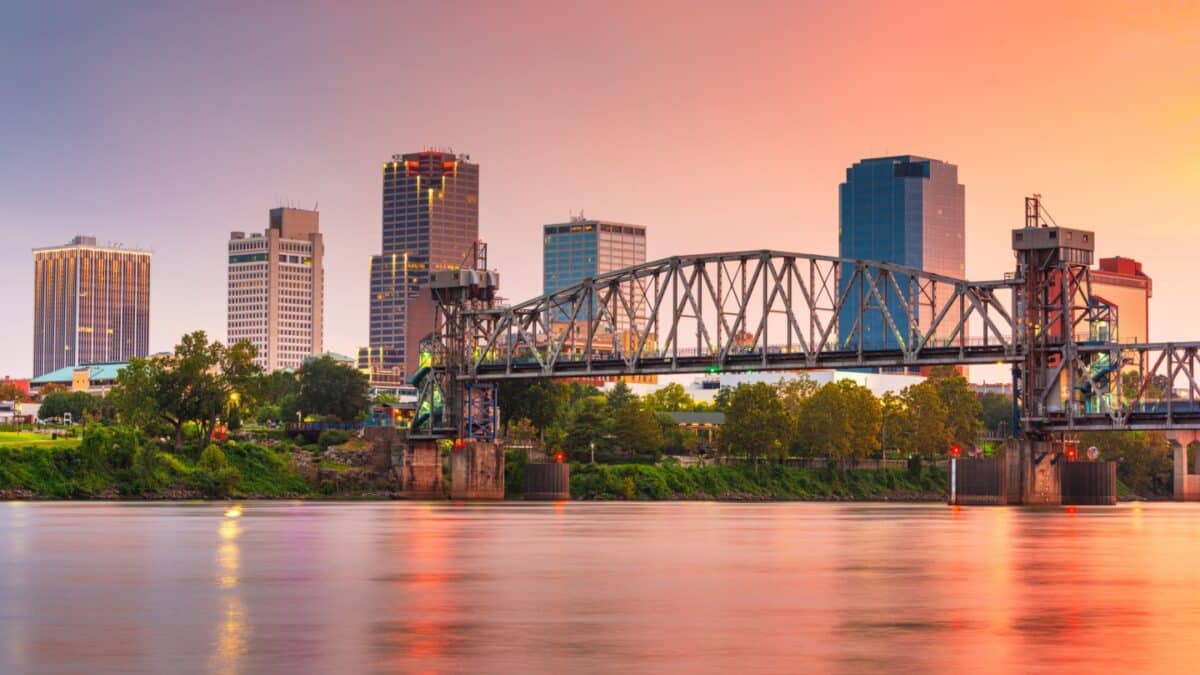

[0,430,79,448]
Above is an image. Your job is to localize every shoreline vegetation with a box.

[3,331,1175,503]
[0,430,952,502]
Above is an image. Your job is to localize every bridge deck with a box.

[465,345,1019,380]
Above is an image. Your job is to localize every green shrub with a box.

[504,450,527,498]
[189,444,242,497]
[318,429,351,450]
[618,476,636,500]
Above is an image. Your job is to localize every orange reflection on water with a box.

[212,506,247,675]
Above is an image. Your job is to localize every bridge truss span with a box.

[1033,341,1200,432]
[451,250,1023,380]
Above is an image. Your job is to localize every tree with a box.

[1079,430,1172,496]
[644,382,695,412]
[610,399,664,461]
[37,382,67,397]
[713,386,737,412]
[794,380,881,465]
[776,374,818,417]
[498,380,570,432]
[719,383,791,466]
[928,366,982,448]
[979,393,1013,437]
[38,391,99,422]
[1122,371,1171,401]
[109,331,250,450]
[896,380,948,457]
[605,381,636,409]
[296,356,370,422]
[879,392,905,456]
[0,381,28,403]
[565,395,613,461]
[258,370,300,405]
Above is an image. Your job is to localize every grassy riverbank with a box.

[566,462,947,501]
[0,429,948,501]
[0,429,313,499]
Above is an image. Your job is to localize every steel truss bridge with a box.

[412,213,1200,441]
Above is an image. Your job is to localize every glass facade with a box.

[543,219,647,331]
[837,156,965,350]
[368,151,479,377]
[32,236,151,378]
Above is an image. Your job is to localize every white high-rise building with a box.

[227,207,324,371]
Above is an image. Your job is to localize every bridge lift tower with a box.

[1009,195,1102,503]
[407,241,507,499]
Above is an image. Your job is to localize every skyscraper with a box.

[32,236,151,378]
[227,207,324,371]
[837,155,965,350]
[364,150,479,381]
[543,217,647,330]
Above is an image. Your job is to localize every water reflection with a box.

[5,502,1200,672]
[212,505,247,675]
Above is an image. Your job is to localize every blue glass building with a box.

[543,219,646,330]
[837,155,965,351]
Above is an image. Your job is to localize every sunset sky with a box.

[1,1,1197,380]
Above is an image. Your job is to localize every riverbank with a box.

[0,436,950,501]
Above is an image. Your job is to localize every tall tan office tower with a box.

[227,207,324,371]
[32,236,152,378]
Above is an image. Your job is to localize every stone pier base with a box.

[1005,438,1062,505]
[449,441,505,500]
[399,439,444,499]
[1167,431,1200,501]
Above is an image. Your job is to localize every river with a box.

[2,501,1199,674]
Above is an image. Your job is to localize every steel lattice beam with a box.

[444,250,1023,381]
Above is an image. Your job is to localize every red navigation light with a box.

[949,444,962,458]
[1065,445,1078,461]
[554,452,565,463]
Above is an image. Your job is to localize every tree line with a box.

[35,331,370,451]
[502,366,998,464]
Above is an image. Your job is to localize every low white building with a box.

[0,401,41,423]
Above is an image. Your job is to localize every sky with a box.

[1,0,1198,381]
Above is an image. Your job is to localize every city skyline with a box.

[3,2,1198,378]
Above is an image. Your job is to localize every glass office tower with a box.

[543,218,646,332]
[32,236,151,378]
[837,155,965,350]
[365,150,479,380]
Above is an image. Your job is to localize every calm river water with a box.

[2,501,1200,674]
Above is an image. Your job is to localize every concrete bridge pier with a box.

[1005,438,1063,505]
[399,439,445,499]
[1167,431,1200,501]
[449,441,505,500]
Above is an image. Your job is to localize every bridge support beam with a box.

[1167,431,1200,501]
[1005,438,1062,505]
[399,439,445,499]
[449,441,505,500]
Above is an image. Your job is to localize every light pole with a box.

[589,440,596,464]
